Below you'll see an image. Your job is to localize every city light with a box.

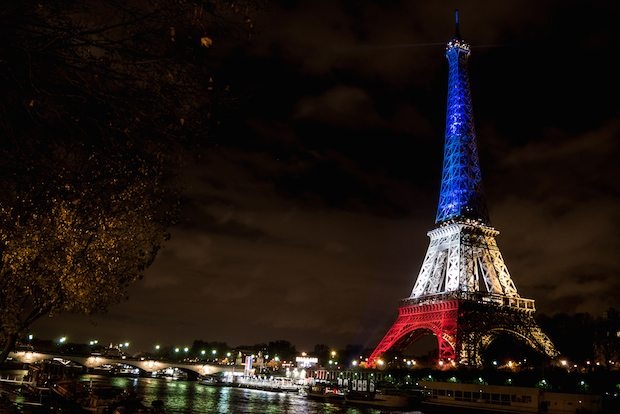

[58,336,67,344]
[184,347,189,353]
[155,345,160,350]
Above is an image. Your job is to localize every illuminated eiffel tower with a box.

[368,12,557,366]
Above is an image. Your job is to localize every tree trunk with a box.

[0,332,18,365]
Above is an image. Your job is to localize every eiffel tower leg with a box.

[369,300,459,366]
[458,331,482,366]
[438,310,457,361]
[368,318,409,366]
[458,303,558,366]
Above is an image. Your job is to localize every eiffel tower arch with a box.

[368,12,557,367]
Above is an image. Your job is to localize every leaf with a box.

[200,36,213,48]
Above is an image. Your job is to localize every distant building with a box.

[296,355,318,368]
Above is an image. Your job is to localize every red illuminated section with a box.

[368,300,459,367]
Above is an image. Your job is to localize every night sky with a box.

[33,0,619,353]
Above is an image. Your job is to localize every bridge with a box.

[8,351,242,376]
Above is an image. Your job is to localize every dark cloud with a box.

[34,0,620,351]
[488,116,620,315]
[295,86,382,127]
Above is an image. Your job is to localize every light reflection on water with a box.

[82,375,389,414]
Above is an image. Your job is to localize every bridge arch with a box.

[30,356,88,369]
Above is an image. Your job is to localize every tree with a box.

[313,343,330,362]
[537,312,598,362]
[267,340,297,361]
[0,0,258,364]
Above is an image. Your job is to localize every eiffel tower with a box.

[368,12,557,366]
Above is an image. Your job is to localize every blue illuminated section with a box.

[435,35,489,224]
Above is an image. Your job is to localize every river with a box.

[92,375,359,413]
[3,371,420,413]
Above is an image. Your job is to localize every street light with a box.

[58,336,67,344]
[155,345,160,351]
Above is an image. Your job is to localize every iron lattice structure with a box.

[435,37,488,225]
[369,19,557,366]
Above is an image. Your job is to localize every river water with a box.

[4,371,421,413]
[81,374,413,413]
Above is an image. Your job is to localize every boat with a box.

[420,380,602,414]
[198,375,228,387]
[235,375,302,393]
[152,367,188,380]
[345,387,426,409]
[111,366,140,377]
[305,384,345,401]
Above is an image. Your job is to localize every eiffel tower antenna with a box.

[455,9,461,39]
[368,12,557,367]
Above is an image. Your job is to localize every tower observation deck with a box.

[368,12,557,366]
